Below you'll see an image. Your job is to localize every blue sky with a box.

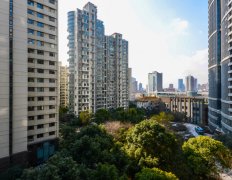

[59,0,208,88]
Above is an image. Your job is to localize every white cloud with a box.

[171,18,189,34]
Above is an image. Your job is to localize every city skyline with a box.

[59,0,208,87]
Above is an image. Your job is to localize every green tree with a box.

[94,109,110,123]
[91,163,120,180]
[79,111,92,125]
[151,112,174,125]
[135,168,178,180]
[21,154,79,180]
[182,136,232,177]
[123,120,177,169]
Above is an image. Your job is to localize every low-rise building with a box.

[160,96,208,125]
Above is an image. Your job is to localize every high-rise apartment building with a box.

[0,0,28,169]
[59,63,69,107]
[148,71,163,95]
[27,0,59,164]
[0,0,59,168]
[68,2,129,115]
[208,0,232,134]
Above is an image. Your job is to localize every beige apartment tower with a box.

[59,63,69,107]
[0,0,59,169]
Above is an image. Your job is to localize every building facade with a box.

[27,0,59,164]
[68,2,129,115]
[208,0,232,134]
[59,63,69,107]
[168,96,208,126]
[148,71,163,95]
[0,0,28,169]
[0,0,59,169]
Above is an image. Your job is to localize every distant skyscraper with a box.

[148,71,163,95]
[139,83,143,92]
[185,75,197,92]
[68,3,129,115]
[169,84,174,89]
[178,79,185,92]
[128,68,132,101]
[208,0,232,134]
[131,77,138,93]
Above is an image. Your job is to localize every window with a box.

[49,105,55,109]
[28,68,34,72]
[49,61,55,65]
[49,96,55,100]
[37,22,44,28]
[28,87,35,92]
[38,97,44,101]
[28,0,34,6]
[28,136,34,142]
[28,126,34,130]
[28,29,34,35]
[28,9,34,15]
[49,52,55,57]
[37,31,44,37]
[28,48,34,53]
[49,34,55,39]
[49,8,55,13]
[37,50,44,55]
[37,69,44,73]
[37,59,44,64]
[49,131,55,136]
[28,116,34,120]
[37,115,44,120]
[28,78,34,82]
[28,39,35,44]
[49,87,55,92]
[37,12,44,18]
[49,114,55,118]
[50,44,55,49]
[37,78,44,83]
[49,79,55,83]
[37,3,43,9]
[28,58,34,63]
[49,0,55,4]
[28,19,34,25]
[49,70,55,74]
[49,16,55,22]
[37,124,44,129]
[49,122,55,127]
[37,134,44,138]
[37,41,44,46]
[37,106,44,110]
[28,97,34,101]
[28,106,34,111]
[49,26,55,31]
[37,87,44,92]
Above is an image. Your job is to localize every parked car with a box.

[195,126,204,135]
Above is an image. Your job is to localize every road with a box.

[183,123,199,137]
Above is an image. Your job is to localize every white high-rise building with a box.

[68,2,129,115]
[0,0,59,169]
